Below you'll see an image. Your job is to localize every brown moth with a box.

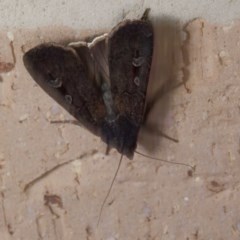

[23,10,153,159]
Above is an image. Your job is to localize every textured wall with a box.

[1,1,240,240]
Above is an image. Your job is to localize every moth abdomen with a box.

[101,116,139,159]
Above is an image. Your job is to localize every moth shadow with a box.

[138,16,184,154]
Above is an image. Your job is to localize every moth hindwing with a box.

[23,16,153,159]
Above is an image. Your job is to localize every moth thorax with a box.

[101,82,117,121]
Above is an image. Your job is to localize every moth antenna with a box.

[135,151,195,170]
[97,153,124,226]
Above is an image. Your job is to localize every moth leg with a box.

[141,8,151,21]
[143,83,185,143]
[144,80,186,123]
[105,145,111,155]
[144,87,165,123]
[142,124,178,143]
[50,120,81,127]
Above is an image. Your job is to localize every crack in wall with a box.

[23,150,94,192]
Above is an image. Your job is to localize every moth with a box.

[23,10,153,159]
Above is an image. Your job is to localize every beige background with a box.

[1,1,240,240]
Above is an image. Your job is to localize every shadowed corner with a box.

[139,16,187,153]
